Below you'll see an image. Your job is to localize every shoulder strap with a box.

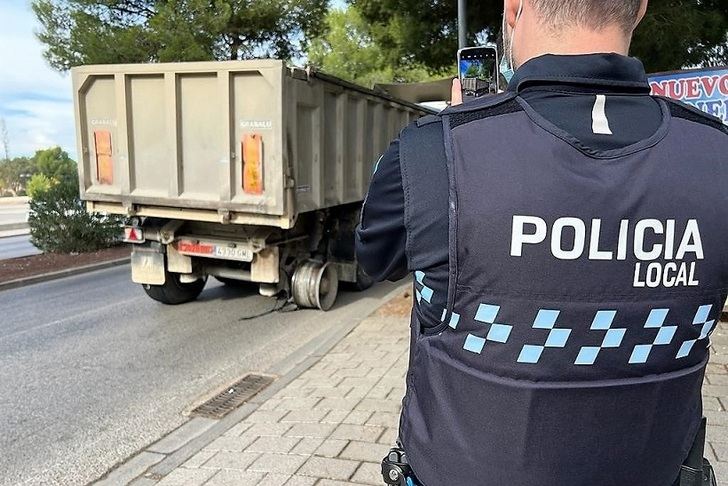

[416,114,440,128]
[657,96,728,136]
[442,92,522,130]
[399,116,448,271]
[401,97,525,329]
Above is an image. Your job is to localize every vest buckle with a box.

[381,447,415,486]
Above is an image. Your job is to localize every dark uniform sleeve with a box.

[355,139,409,282]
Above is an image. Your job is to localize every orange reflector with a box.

[243,133,264,195]
[93,130,114,185]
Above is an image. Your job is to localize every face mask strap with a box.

[500,0,524,85]
[508,0,524,70]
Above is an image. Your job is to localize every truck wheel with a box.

[143,273,207,305]
[292,261,338,311]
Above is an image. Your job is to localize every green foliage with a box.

[632,1,728,72]
[33,146,77,184]
[0,157,37,196]
[0,147,78,196]
[33,0,328,71]
[352,0,728,73]
[308,7,452,87]
[464,63,481,78]
[26,173,54,199]
[31,0,728,81]
[351,0,500,75]
[27,151,122,253]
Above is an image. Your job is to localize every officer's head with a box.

[503,0,649,70]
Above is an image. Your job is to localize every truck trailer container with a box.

[72,60,431,309]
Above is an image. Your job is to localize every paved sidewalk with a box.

[143,298,728,486]
[706,319,728,482]
[139,298,410,486]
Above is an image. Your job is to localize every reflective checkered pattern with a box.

[575,311,626,365]
[518,310,572,364]
[463,304,513,354]
[441,308,461,330]
[676,305,717,359]
[454,304,717,366]
[414,271,434,304]
[628,309,678,364]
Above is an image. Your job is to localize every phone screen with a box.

[458,47,498,99]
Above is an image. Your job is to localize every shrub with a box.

[28,177,123,253]
[26,173,54,199]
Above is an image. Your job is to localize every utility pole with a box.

[0,118,9,162]
[458,0,468,49]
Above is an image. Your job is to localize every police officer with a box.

[356,0,727,485]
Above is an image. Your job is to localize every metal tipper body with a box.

[72,60,431,308]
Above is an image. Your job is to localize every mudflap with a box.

[131,245,166,285]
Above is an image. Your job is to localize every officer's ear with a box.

[504,0,522,30]
[634,0,649,29]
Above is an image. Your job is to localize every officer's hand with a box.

[451,78,463,106]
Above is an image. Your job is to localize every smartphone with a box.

[457,46,499,100]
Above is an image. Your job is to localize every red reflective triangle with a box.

[125,227,141,241]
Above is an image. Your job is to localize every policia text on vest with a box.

[511,217,703,288]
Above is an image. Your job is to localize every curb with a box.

[94,282,409,486]
[0,196,29,205]
[0,222,29,232]
[0,257,131,292]
[0,228,31,238]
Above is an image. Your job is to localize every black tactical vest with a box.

[398,92,728,486]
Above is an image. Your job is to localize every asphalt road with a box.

[0,234,41,260]
[0,202,29,225]
[0,266,399,486]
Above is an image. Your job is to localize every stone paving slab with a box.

[145,310,728,485]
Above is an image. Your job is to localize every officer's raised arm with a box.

[355,139,408,282]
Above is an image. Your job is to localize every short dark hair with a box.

[530,0,642,33]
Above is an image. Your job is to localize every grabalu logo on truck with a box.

[239,119,273,130]
[650,67,728,124]
[511,216,704,289]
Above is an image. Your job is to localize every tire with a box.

[143,273,207,305]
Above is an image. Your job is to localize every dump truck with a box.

[72,60,430,309]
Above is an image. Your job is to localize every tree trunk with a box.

[230,37,241,60]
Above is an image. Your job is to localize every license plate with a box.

[176,240,253,262]
[213,246,253,261]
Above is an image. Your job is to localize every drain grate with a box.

[191,373,275,419]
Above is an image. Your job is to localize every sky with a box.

[0,0,76,160]
[0,0,350,162]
